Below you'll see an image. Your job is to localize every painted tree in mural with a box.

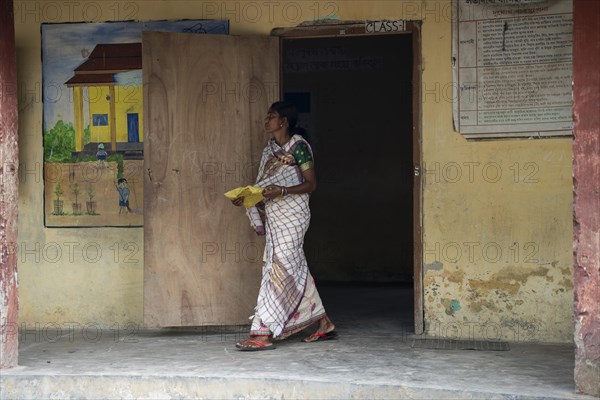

[52,181,64,215]
[44,120,76,162]
[70,183,81,215]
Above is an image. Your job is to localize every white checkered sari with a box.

[245,135,325,338]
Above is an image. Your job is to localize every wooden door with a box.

[142,31,279,327]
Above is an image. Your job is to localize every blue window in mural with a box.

[92,114,108,126]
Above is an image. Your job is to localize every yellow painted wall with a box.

[15,0,573,342]
[115,85,144,143]
[87,85,143,144]
[88,86,111,143]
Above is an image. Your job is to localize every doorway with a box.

[280,30,421,333]
[141,29,422,332]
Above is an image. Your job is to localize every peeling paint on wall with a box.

[424,261,572,342]
[441,298,454,315]
[469,300,499,313]
[424,261,443,272]
[445,269,465,284]
[468,266,550,295]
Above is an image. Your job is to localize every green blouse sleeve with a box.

[292,142,314,172]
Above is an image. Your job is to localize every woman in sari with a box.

[231,101,337,351]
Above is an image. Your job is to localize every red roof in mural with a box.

[75,43,142,72]
[65,73,115,86]
[65,43,141,85]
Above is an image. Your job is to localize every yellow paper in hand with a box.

[224,185,265,208]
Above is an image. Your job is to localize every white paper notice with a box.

[452,0,573,139]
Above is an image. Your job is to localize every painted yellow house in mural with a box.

[65,43,143,157]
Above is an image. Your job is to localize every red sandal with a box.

[302,330,338,343]
[235,339,277,351]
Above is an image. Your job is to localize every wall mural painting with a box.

[42,20,228,227]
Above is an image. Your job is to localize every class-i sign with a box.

[365,20,406,33]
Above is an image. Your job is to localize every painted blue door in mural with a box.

[127,113,139,142]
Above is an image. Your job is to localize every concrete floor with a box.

[1,285,595,399]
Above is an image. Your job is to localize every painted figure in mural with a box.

[115,178,131,214]
[231,101,337,351]
[96,143,107,168]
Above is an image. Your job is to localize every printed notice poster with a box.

[452,0,573,139]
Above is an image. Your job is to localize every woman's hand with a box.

[231,197,244,207]
[254,226,265,236]
[262,185,283,199]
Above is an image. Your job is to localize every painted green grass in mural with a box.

[44,119,124,177]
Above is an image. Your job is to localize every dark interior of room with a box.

[282,33,414,329]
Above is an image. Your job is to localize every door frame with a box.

[272,21,424,334]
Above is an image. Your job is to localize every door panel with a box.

[143,31,278,327]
